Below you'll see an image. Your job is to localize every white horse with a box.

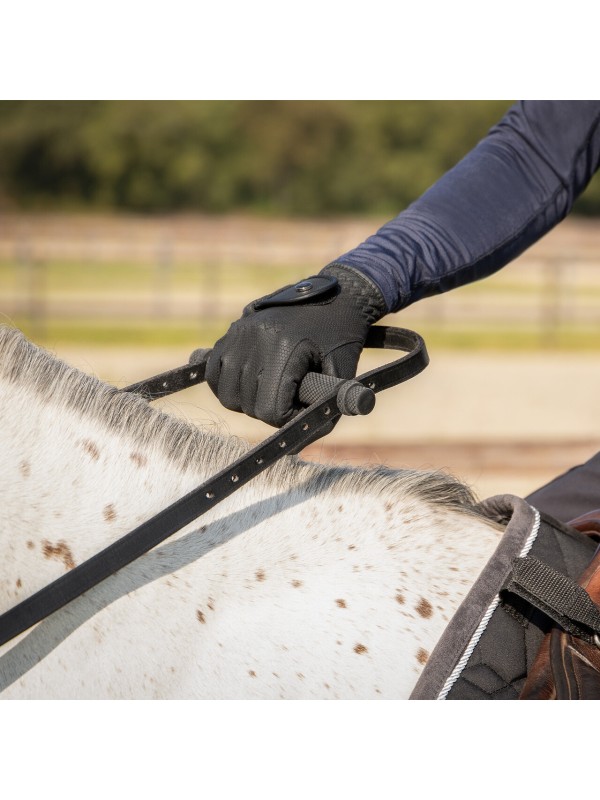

[0,325,504,699]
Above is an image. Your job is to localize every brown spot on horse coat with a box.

[335,599,347,608]
[416,598,433,618]
[395,592,405,605]
[42,540,76,570]
[255,569,266,582]
[248,670,256,678]
[354,643,368,654]
[19,460,31,478]
[291,579,302,588]
[16,578,22,589]
[129,452,147,468]
[26,541,35,550]
[103,504,117,523]
[81,439,100,461]
[196,610,206,624]
[417,648,429,665]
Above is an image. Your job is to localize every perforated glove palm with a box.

[205,264,387,428]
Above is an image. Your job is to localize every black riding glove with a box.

[205,263,387,427]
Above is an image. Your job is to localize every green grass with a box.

[7,316,600,352]
[4,258,600,352]
[4,318,229,348]
[0,260,302,294]
[415,325,600,351]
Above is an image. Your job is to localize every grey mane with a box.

[0,325,483,516]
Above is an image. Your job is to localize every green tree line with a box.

[1,101,599,215]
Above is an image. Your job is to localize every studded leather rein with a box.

[0,326,428,647]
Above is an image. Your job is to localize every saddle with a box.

[410,497,600,701]
[519,510,600,700]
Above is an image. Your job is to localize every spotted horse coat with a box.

[411,495,599,700]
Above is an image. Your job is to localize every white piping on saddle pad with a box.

[436,507,541,700]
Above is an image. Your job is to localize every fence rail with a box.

[2,214,600,345]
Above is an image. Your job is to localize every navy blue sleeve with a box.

[333,101,600,312]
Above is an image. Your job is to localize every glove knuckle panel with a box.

[206,263,386,426]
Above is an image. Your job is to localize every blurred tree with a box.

[0,100,598,215]
[0,101,99,208]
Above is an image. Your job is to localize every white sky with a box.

[1,1,596,99]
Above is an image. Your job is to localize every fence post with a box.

[28,259,46,341]
[540,257,562,348]
[154,235,173,319]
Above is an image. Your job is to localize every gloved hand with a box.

[205,263,387,427]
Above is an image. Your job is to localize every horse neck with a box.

[0,329,504,698]
[0,372,222,604]
[0,365,500,608]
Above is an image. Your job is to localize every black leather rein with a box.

[0,326,428,647]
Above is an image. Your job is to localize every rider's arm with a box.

[335,101,600,312]
[207,101,600,427]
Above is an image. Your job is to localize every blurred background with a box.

[2,100,600,501]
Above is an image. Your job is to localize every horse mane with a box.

[0,324,483,516]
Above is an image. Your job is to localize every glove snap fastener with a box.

[254,275,338,309]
